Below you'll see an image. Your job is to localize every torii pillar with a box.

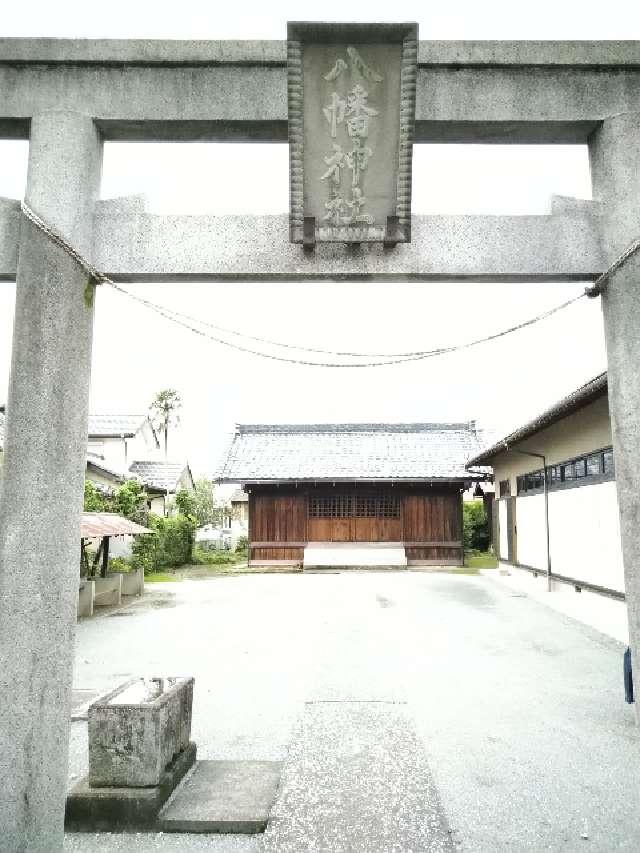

[0,111,102,852]
[590,113,640,707]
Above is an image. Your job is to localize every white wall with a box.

[498,500,509,560]
[515,481,624,593]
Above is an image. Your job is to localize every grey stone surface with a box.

[92,206,602,283]
[0,110,102,853]
[590,111,640,721]
[4,43,640,143]
[66,574,640,851]
[65,832,262,852]
[0,200,604,282]
[66,742,196,832]
[3,39,640,67]
[158,760,281,834]
[263,701,455,852]
[88,677,193,787]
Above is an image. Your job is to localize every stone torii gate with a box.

[1,35,640,851]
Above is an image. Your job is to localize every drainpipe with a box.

[512,449,552,592]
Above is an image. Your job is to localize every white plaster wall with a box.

[498,500,509,560]
[99,437,127,471]
[149,494,166,516]
[515,481,624,593]
[516,493,547,572]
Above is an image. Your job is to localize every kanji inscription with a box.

[288,22,418,245]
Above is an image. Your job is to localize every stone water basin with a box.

[88,676,194,788]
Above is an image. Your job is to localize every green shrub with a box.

[192,547,237,566]
[235,535,248,554]
[108,556,133,573]
[132,513,196,574]
[463,500,490,552]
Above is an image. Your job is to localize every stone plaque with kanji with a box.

[288,22,418,246]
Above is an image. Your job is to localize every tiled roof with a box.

[217,423,486,483]
[128,460,189,492]
[88,415,148,437]
[86,455,130,482]
[467,372,608,466]
[230,488,248,503]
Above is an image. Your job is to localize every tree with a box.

[175,488,198,520]
[149,389,182,461]
[113,480,149,525]
[191,479,217,527]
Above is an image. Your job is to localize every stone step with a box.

[303,543,407,570]
[263,701,455,852]
[157,760,281,834]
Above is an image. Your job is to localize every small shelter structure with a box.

[217,423,486,568]
[80,512,151,579]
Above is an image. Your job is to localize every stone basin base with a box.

[65,741,196,831]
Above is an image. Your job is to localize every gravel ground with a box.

[66,572,640,852]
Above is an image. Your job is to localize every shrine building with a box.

[217,422,486,569]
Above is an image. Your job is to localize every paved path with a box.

[65,572,640,852]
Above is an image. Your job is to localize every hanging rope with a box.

[20,198,591,368]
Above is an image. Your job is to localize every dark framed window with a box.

[548,465,562,484]
[499,479,511,498]
[516,446,615,495]
[586,453,602,476]
[309,495,400,519]
[603,448,615,474]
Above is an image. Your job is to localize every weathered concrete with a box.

[4,41,640,142]
[158,760,282,834]
[263,701,455,852]
[88,676,194,787]
[77,581,95,619]
[65,741,196,832]
[66,574,640,850]
[92,574,122,608]
[0,197,604,282]
[590,111,640,718]
[0,110,102,853]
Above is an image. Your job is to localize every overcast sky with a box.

[2,1,636,476]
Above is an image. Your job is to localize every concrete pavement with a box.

[65,572,640,851]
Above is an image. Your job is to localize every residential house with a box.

[467,372,623,603]
[87,414,159,471]
[217,422,486,569]
[128,461,195,516]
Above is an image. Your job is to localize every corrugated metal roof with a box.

[80,512,151,538]
[467,372,608,466]
[128,460,190,491]
[88,415,148,437]
[217,423,486,483]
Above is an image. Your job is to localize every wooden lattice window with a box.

[309,495,400,519]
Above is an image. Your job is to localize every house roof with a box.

[80,512,151,538]
[467,372,608,467]
[88,415,149,438]
[86,455,130,483]
[217,423,487,484]
[128,460,191,492]
[230,488,248,503]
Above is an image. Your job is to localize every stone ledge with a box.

[65,741,196,832]
[158,760,282,834]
